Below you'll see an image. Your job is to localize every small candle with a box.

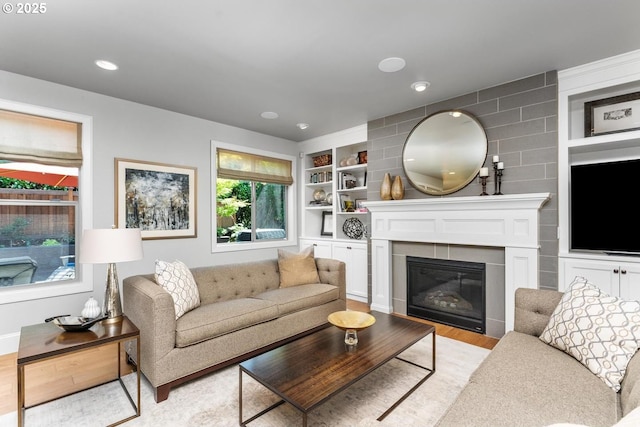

[497,162,504,170]
[493,155,499,163]
[479,167,489,177]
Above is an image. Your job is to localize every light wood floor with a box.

[347,300,499,350]
[0,301,498,417]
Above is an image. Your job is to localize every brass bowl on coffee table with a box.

[328,311,375,346]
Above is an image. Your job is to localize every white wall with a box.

[0,70,300,353]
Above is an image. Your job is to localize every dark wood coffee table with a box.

[239,311,435,426]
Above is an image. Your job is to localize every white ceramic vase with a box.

[81,297,101,319]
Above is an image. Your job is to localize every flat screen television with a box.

[570,159,640,255]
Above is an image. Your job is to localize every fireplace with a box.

[407,256,486,334]
[364,193,549,333]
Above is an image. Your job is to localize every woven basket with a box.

[313,154,332,167]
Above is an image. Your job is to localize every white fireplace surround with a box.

[364,193,551,332]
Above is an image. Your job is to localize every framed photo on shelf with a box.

[115,158,197,240]
[321,211,333,236]
[354,198,368,212]
[584,91,640,137]
[358,150,367,164]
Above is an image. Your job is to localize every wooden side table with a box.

[17,316,140,427]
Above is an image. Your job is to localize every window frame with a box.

[211,140,296,253]
[0,99,93,304]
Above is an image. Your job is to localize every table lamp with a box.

[79,227,143,323]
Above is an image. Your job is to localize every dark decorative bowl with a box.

[49,315,106,332]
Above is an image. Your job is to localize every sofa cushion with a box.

[621,350,640,416]
[192,260,281,305]
[540,277,640,391]
[277,246,320,288]
[546,406,640,427]
[155,259,201,319]
[438,331,619,427]
[255,283,339,316]
[175,298,278,347]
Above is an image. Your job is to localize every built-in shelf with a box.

[298,127,370,304]
[336,186,366,193]
[558,49,640,301]
[305,205,332,211]
[305,181,333,187]
[336,163,367,172]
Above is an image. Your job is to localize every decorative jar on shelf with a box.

[346,154,358,166]
[81,297,101,319]
[380,173,392,200]
[313,188,326,202]
[391,176,404,200]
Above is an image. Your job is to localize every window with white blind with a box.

[212,141,296,252]
[0,99,93,304]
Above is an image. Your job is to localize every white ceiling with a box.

[1,1,639,142]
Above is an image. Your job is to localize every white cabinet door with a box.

[618,264,640,301]
[560,258,619,295]
[559,258,640,298]
[299,238,332,259]
[332,241,368,302]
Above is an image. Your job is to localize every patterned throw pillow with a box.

[277,246,320,288]
[540,277,640,391]
[155,259,201,319]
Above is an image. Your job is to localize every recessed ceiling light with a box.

[95,60,118,71]
[261,111,279,119]
[378,57,406,73]
[296,123,309,130]
[411,81,430,92]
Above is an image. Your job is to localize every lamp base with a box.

[104,262,124,322]
[102,315,123,324]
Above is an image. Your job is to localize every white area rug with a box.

[1,335,490,427]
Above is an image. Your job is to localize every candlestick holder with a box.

[493,162,504,195]
[479,175,489,196]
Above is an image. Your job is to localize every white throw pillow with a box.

[155,259,200,319]
[540,277,640,391]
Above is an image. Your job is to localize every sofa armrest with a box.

[315,258,347,302]
[123,274,177,386]
[514,287,563,336]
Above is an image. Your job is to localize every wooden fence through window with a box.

[0,189,78,243]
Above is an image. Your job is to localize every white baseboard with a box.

[0,332,20,355]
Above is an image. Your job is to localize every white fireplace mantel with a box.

[364,193,551,332]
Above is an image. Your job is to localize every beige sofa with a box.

[123,257,346,402]
[436,287,640,427]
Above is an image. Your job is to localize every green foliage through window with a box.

[216,179,286,243]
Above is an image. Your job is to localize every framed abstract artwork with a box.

[115,158,197,239]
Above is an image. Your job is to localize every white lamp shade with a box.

[79,228,143,264]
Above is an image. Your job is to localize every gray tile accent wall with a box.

[368,71,559,290]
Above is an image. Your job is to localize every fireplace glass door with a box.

[407,256,486,333]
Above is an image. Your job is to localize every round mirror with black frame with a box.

[402,110,488,196]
